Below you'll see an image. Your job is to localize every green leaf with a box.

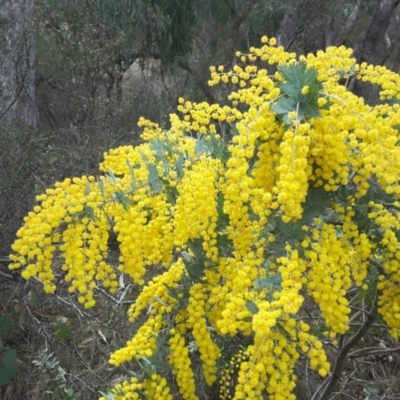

[98,179,106,201]
[300,186,334,224]
[299,101,320,119]
[149,138,167,159]
[182,240,206,280]
[216,194,229,227]
[280,82,300,98]
[274,216,306,242]
[164,183,178,205]
[113,191,131,210]
[163,284,189,306]
[187,238,205,262]
[146,333,170,370]
[272,97,296,114]
[0,349,19,385]
[82,205,97,221]
[106,169,117,185]
[203,134,231,161]
[126,160,139,192]
[0,315,13,340]
[148,164,163,194]
[152,295,169,307]
[183,259,205,280]
[254,272,282,291]
[52,319,71,342]
[181,251,192,262]
[27,289,38,307]
[271,103,290,115]
[265,224,304,255]
[105,213,114,228]
[302,67,318,85]
[274,61,326,125]
[162,284,181,302]
[139,151,149,163]
[245,300,259,315]
[216,233,234,252]
[258,221,276,239]
[149,179,163,194]
[194,134,206,155]
[175,154,184,178]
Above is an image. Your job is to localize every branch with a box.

[23,281,53,345]
[315,288,379,400]
[349,346,400,359]
[0,258,15,280]
[335,0,366,45]
[0,270,14,281]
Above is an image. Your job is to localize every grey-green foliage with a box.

[32,348,80,400]
[94,0,198,65]
[272,61,328,125]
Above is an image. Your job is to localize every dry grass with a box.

[0,270,138,400]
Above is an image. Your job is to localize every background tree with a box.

[0,0,43,260]
[277,0,400,73]
[0,0,37,128]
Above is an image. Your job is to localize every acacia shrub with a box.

[9,38,400,399]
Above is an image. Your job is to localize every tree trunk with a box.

[352,0,400,104]
[354,0,400,65]
[0,0,37,129]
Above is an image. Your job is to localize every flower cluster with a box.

[99,373,173,400]
[368,202,400,338]
[304,222,352,336]
[168,329,198,400]
[187,283,221,385]
[219,349,250,400]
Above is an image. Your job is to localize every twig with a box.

[23,282,52,346]
[314,288,379,400]
[95,286,119,304]
[52,293,109,328]
[0,270,14,280]
[349,346,400,359]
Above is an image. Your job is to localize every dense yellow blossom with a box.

[187,283,221,385]
[168,329,198,400]
[9,37,400,398]
[99,374,173,400]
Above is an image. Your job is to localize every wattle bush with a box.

[9,37,400,399]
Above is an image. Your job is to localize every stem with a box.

[315,289,379,400]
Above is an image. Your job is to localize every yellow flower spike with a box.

[187,283,221,385]
[168,330,199,400]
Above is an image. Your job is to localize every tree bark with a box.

[0,0,37,129]
[354,0,400,65]
[276,0,305,51]
[277,0,328,54]
[352,0,400,104]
